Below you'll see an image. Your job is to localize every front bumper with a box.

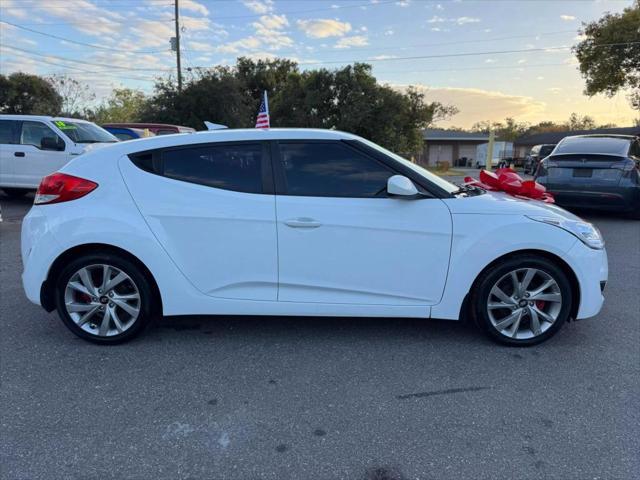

[567,240,608,319]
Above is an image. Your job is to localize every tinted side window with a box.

[162,143,263,193]
[629,140,640,159]
[0,120,18,144]
[20,121,62,149]
[278,142,393,197]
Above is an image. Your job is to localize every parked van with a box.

[0,115,118,197]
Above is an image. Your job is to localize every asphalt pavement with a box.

[1,191,639,480]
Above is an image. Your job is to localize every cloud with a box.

[251,14,293,50]
[369,54,397,60]
[395,1,411,6]
[297,19,351,38]
[180,0,209,16]
[186,41,213,52]
[242,0,274,14]
[254,14,288,30]
[0,0,29,19]
[384,29,394,36]
[560,15,576,21]
[395,85,546,128]
[334,35,369,49]
[456,16,480,25]
[428,15,480,25]
[215,36,261,54]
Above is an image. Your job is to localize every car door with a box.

[120,141,278,301]
[0,119,20,187]
[273,140,452,305]
[14,121,69,187]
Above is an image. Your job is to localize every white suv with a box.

[21,128,607,346]
[0,115,118,197]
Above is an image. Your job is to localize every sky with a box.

[0,0,637,128]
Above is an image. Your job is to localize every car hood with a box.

[443,190,582,221]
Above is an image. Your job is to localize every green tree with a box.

[48,75,95,117]
[574,1,640,110]
[141,59,455,154]
[0,72,62,115]
[565,112,597,130]
[471,117,530,141]
[89,88,148,123]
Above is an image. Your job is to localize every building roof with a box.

[423,129,491,142]
[515,126,640,146]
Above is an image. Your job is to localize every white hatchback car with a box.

[0,115,118,196]
[21,129,608,345]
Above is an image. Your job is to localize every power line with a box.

[0,0,396,23]
[0,20,168,54]
[2,50,159,83]
[375,61,569,75]
[3,45,175,72]
[182,29,579,58]
[291,41,640,66]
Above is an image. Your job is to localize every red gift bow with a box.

[463,168,555,203]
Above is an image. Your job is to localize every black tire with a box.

[2,188,30,198]
[471,254,573,346]
[54,252,156,344]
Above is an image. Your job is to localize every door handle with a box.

[14,152,25,157]
[284,218,321,228]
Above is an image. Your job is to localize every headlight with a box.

[527,215,604,249]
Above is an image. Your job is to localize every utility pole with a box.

[486,128,495,171]
[174,0,182,90]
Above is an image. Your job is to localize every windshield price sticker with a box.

[54,121,77,130]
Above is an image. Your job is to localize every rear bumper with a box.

[567,241,608,319]
[541,185,640,213]
[21,207,61,307]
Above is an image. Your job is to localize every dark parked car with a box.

[102,126,155,141]
[101,123,195,136]
[524,144,556,174]
[535,135,640,218]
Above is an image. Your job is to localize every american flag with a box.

[255,90,270,129]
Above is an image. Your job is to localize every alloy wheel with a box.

[486,267,562,340]
[64,264,141,337]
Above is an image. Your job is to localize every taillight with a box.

[34,172,98,205]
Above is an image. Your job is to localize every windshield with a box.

[540,145,555,156]
[53,120,118,144]
[357,137,459,194]
[554,137,630,156]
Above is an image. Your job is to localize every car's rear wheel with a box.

[1,188,30,198]
[54,253,155,344]
[472,255,573,346]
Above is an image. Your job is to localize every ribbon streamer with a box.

[463,168,555,204]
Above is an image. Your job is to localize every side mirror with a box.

[387,175,419,197]
[41,136,65,151]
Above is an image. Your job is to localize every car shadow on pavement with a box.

[150,313,489,346]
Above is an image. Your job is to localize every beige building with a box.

[419,129,491,167]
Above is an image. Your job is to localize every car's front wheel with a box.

[54,253,155,344]
[472,254,573,346]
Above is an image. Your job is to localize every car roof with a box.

[561,134,636,141]
[553,134,634,156]
[0,114,92,123]
[89,128,361,155]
